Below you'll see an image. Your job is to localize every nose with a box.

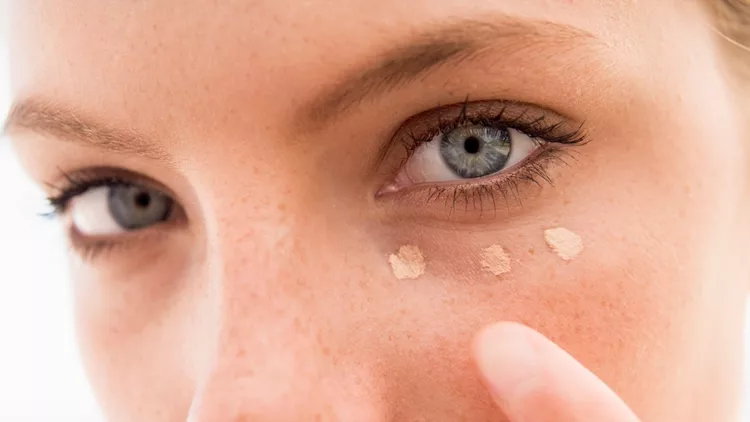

[186,200,390,422]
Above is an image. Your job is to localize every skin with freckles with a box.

[4,0,750,421]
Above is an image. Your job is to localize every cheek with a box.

[71,247,201,421]
[68,154,736,422]
[393,246,694,420]
[370,192,710,419]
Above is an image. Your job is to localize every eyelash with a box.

[393,99,586,212]
[43,169,176,259]
[45,169,135,216]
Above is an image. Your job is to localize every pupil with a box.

[463,136,481,154]
[134,192,152,208]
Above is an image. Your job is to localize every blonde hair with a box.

[708,1,750,71]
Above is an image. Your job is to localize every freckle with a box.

[528,247,535,255]
[389,245,426,279]
[480,245,512,275]
[544,227,584,261]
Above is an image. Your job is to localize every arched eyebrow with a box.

[2,98,172,163]
[299,16,606,130]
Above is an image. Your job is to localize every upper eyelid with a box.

[407,100,578,130]
[46,167,178,212]
[391,100,586,154]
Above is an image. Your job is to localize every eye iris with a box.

[440,125,511,178]
[108,185,173,230]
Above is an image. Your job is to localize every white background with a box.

[0,44,104,420]
[0,25,748,422]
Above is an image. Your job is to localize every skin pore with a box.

[4,0,750,421]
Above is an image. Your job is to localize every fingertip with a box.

[474,322,641,422]
[474,321,536,350]
[473,322,542,405]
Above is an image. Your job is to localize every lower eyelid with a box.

[63,203,188,260]
[67,222,179,262]
[375,146,575,224]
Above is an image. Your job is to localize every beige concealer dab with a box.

[544,227,584,261]
[389,245,426,280]
[480,245,512,276]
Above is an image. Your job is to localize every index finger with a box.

[474,322,641,422]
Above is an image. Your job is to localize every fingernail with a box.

[474,323,541,404]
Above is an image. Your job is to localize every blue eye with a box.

[439,125,512,178]
[378,100,586,197]
[108,185,173,230]
[68,184,174,235]
[396,125,540,185]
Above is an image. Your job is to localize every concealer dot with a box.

[388,245,426,280]
[480,245,512,275]
[544,227,584,261]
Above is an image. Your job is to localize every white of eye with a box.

[403,127,540,184]
[68,187,127,236]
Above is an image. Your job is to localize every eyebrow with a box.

[1,17,603,157]
[300,17,604,129]
[2,99,171,162]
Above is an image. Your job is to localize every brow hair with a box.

[2,98,172,162]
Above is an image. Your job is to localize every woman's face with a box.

[5,0,750,421]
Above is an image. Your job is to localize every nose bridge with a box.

[202,166,313,307]
[206,181,318,366]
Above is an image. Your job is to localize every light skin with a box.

[4,0,750,421]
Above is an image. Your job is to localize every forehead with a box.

[5,0,686,75]
[6,0,664,69]
[5,0,705,142]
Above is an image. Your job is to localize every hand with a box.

[474,322,641,422]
